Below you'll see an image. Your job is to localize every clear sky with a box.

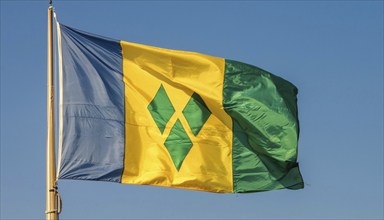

[1,0,383,219]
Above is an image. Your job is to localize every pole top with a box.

[49,0,52,6]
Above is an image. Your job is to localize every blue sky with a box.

[1,0,383,219]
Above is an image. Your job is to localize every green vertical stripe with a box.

[223,59,304,193]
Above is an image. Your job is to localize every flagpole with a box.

[46,0,59,219]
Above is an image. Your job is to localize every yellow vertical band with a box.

[121,41,233,193]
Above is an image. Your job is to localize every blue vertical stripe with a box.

[58,24,124,182]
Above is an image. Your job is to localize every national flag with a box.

[57,23,304,193]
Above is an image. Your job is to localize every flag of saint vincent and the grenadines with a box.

[56,22,304,193]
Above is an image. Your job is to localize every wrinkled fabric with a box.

[57,23,303,193]
[58,24,124,182]
[224,60,303,192]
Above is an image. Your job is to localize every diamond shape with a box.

[148,84,175,134]
[182,93,211,136]
[164,119,193,171]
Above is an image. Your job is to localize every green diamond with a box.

[164,119,193,171]
[148,84,175,134]
[182,93,211,136]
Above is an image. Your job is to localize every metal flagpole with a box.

[46,0,59,219]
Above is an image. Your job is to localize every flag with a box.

[57,23,304,193]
